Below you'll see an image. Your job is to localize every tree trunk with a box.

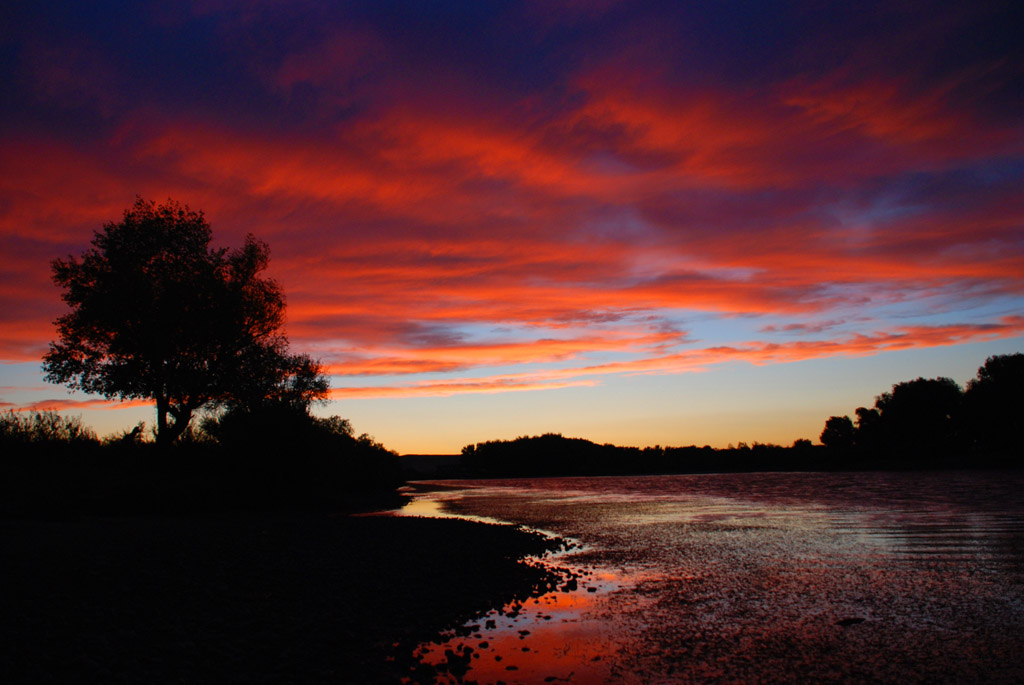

[156,395,171,445]
[164,404,194,444]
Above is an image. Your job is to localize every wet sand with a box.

[0,512,564,683]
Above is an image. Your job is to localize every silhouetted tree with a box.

[42,198,327,444]
[873,377,962,453]
[964,353,1024,454]
[820,415,855,448]
[853,406,882,449]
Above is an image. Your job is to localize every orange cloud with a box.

[328,318,1024,399]
[11,397,152,412]
[323,328,683,376]
[0,321,55,362]
[330,378,597,399]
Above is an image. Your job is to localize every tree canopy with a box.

[873,376,963,452]
[43,198,327,444]
[820,415,855,449]
[964,353,1024,453]
[817,355,1023,460]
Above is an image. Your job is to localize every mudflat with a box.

[0,512,562,683]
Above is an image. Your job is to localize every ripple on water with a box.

[400,471,1024,683]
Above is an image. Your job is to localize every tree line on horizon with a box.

[457,353,1022,478]
[819,353,1022,458]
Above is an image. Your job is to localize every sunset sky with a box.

[2,1,1022,453]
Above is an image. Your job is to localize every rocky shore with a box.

[0,511,565,683]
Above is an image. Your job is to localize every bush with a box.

[200,404,404,506]
[0,410,98,446]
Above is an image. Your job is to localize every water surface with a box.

[400,471,1024,683]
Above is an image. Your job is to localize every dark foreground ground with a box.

[0,511,564,683]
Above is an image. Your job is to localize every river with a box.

[396,470,1024,683]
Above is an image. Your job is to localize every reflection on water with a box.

[399,471,1024,683]
[413,571,624,683]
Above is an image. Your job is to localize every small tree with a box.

[820,415,855,448]
[43,198,327,444]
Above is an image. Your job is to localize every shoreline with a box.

[0,510,566,682]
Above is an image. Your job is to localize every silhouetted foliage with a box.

[820,416,855,449]
[199,403,403,506]
[459,354,1023,479]
[0,410,98,447]
[458,434,827,478]
[100,421,151,446]
[964,353,1024,454]
[461,434,621,477]
[872,377,963,454]
[814,354,1023,466]
[42,198,327,444]
[853,406,883,450]
[1,407,402,516]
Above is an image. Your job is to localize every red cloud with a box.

[328,318,1024,399]
[2,46,1021,399]
[272,29,386,92]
